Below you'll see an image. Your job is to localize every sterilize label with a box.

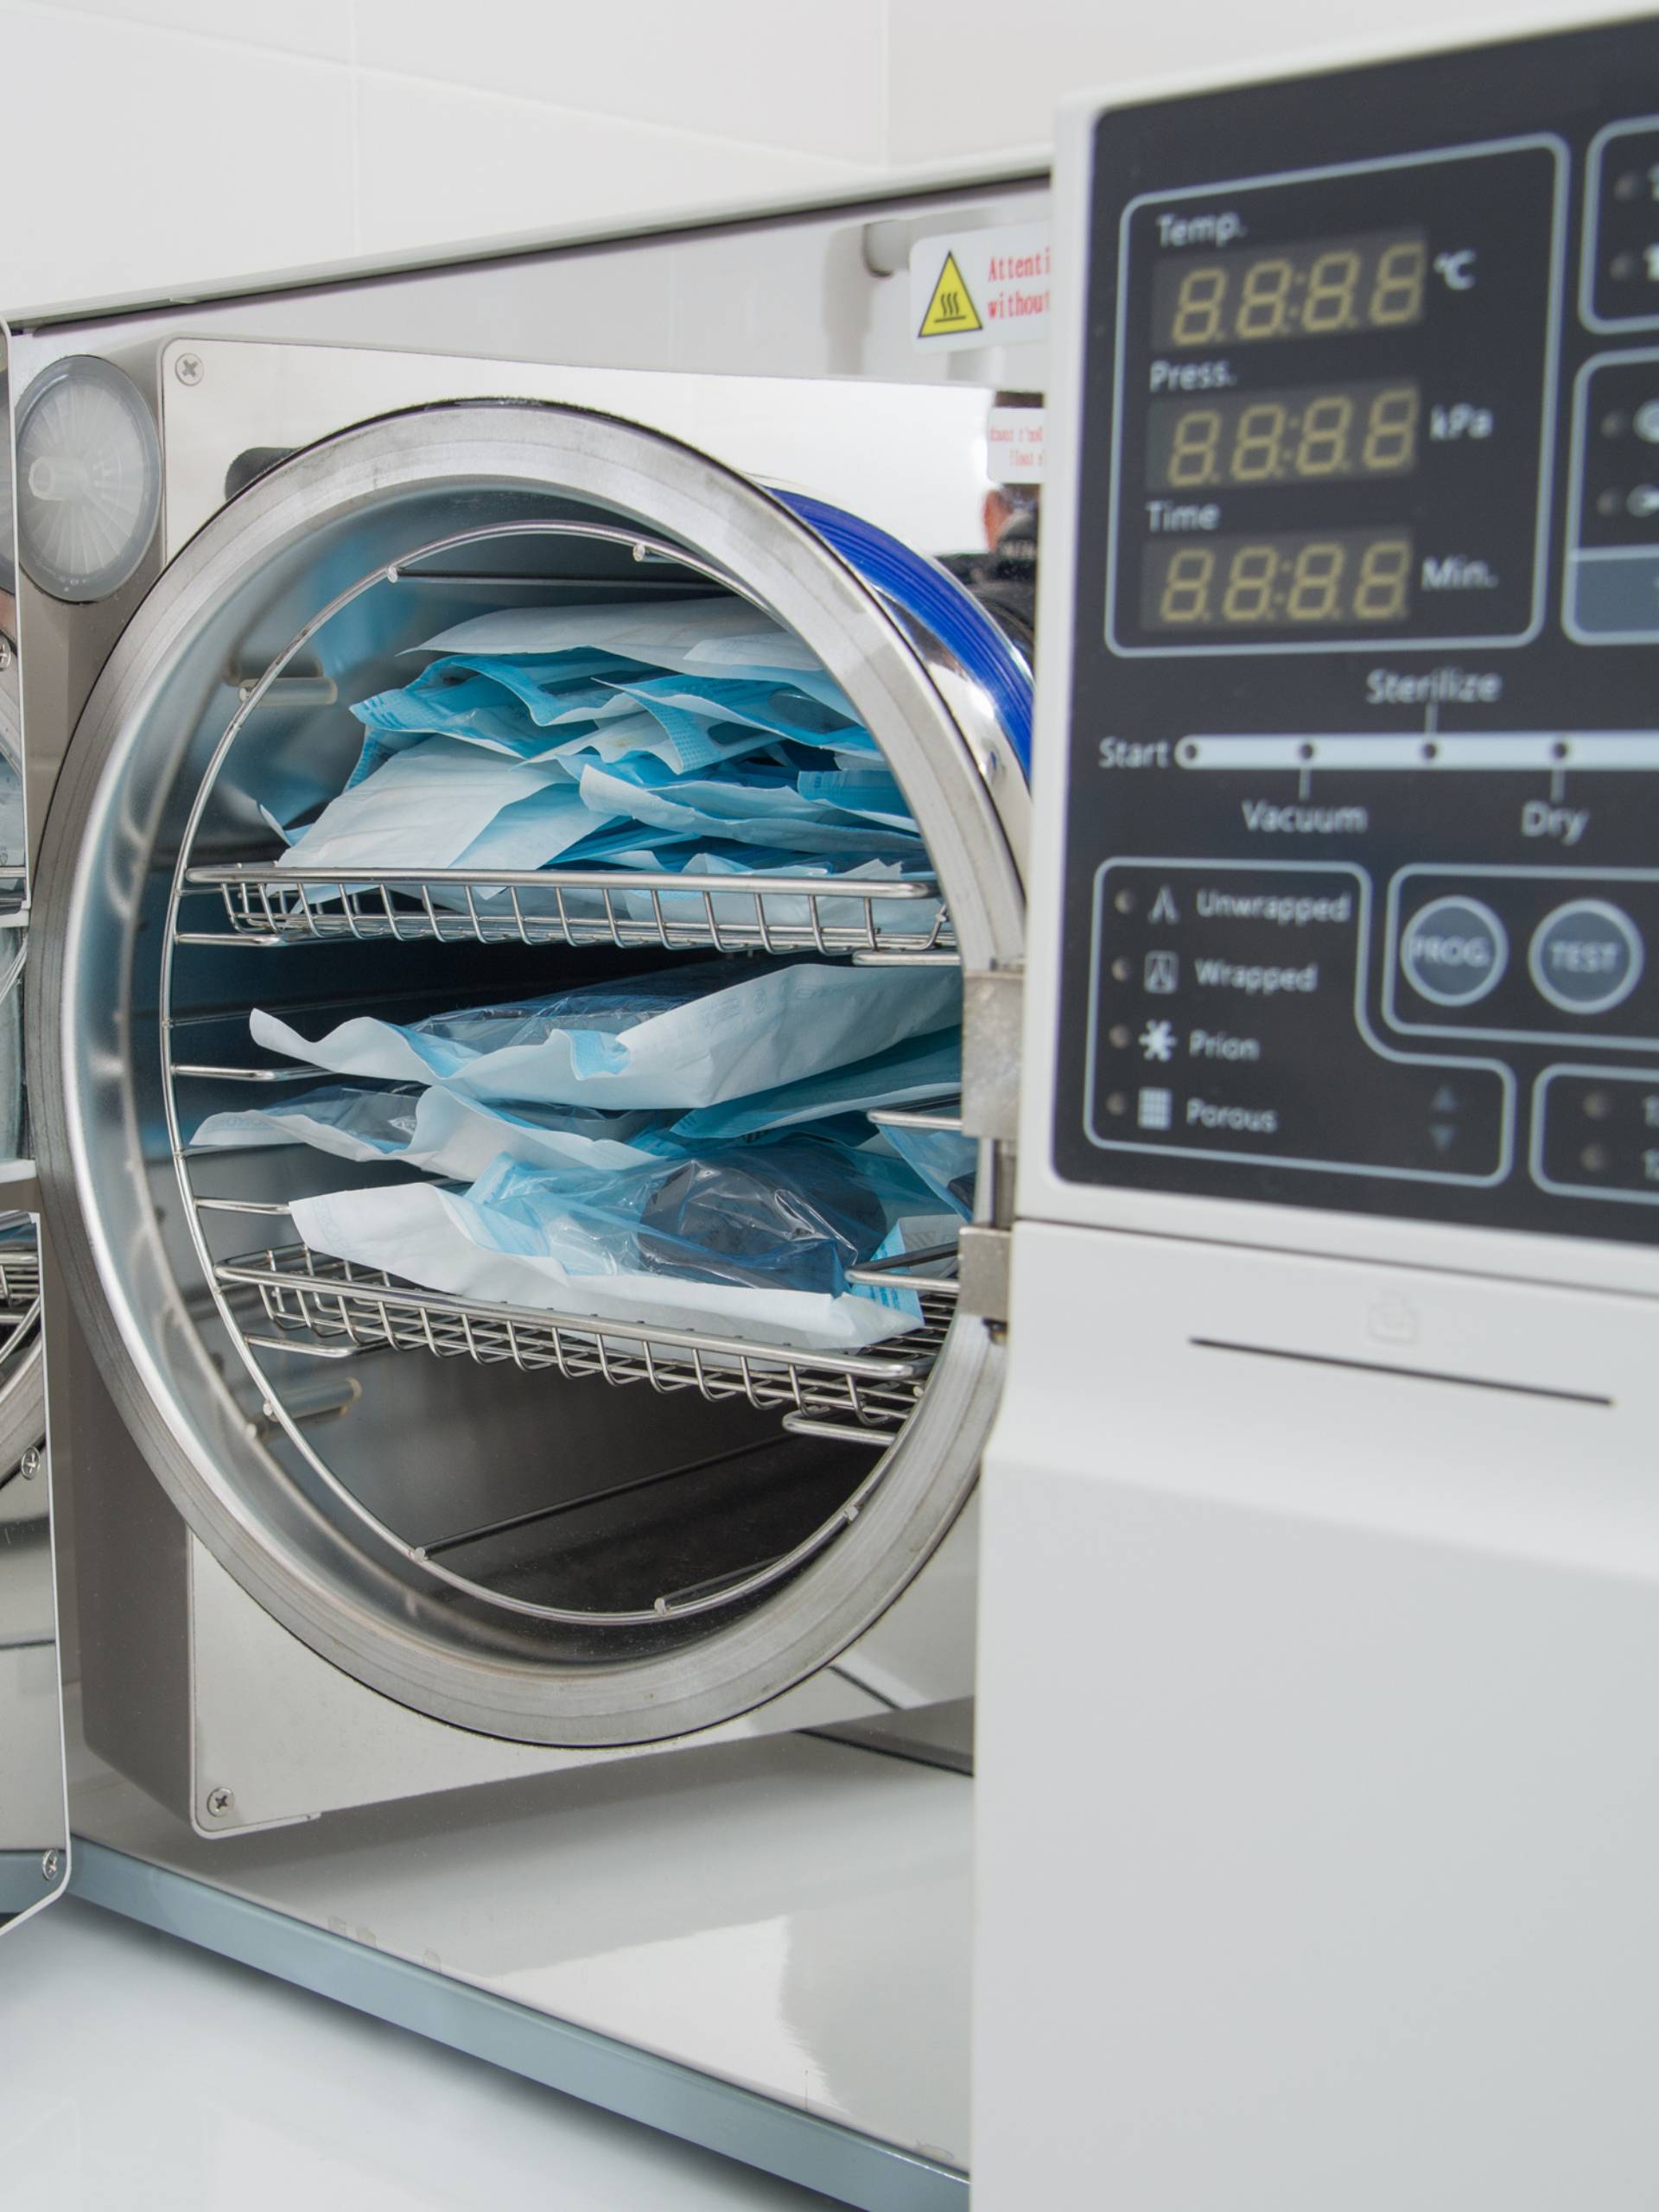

[911,224,1052,352]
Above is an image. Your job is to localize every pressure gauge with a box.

[15,355,162,602]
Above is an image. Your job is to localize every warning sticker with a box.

[911,223,1051,353]
[918,251,982,340]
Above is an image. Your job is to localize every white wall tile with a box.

[885,0,1611,166]
[354,0,887,166]
[28,0,353,61]
[0,3,356,305]
[353,71,875,264]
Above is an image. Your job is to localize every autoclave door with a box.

[23,348,1027,1817]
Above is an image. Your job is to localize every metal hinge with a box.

[960,966,1024,1143]
[957,1223,1011,1325]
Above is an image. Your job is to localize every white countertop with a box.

[3,1897,838,2211]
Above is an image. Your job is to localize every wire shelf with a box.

[181,861,957,961]
[215,1236,957,1441]
[0,1244,40,1318]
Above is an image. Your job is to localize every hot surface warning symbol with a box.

[917,251,982,340]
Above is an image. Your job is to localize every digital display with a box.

[1152,230,1427,347]
[1147,380,1420,490]
[1140,529,1414,630]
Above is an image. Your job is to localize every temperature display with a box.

[1141,529,1414,630]
[1147,380,1420,489]
[1152,230,1427,346]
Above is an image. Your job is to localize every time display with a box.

[1141,529,1414,630]
[1148,379,1420,490]
[1152,230,1427,348]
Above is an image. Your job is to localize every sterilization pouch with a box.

[877,1123,978,1218]
[192,1084,667,1181]
[289,1178,935,1351]
[353,661,785,776]
[276,737,589,872]
[458,1128,935,1298]
[670,1030,963,1141]
[574,759,923,859]
[419,599,842,693]
[252,957,961,1111]
[359,656,877,774]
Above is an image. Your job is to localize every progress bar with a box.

[1177,733,1659,771]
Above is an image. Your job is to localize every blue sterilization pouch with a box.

[251,957,961,1112]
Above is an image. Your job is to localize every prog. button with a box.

[1400,895,1508,1007]
[1529,899,1644,1015]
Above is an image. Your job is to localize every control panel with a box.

[1055,20,1659,1245]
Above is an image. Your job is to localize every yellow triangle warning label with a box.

[918,251,982,340]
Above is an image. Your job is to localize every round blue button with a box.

[1529,900,1644,1016]
[1401,896,1509,1007]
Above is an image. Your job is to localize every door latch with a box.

[960,967,1023,1142]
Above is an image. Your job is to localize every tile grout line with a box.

[348,0,363,255]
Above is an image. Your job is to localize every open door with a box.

[0,327,64,1932]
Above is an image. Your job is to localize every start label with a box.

[911,223,1052,352]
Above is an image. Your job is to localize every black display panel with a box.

[1054,20,1659,1249]
[1110,138,1561,653]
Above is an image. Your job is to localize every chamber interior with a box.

[162,505,972,1674]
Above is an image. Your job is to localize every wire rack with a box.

[213,1231,958,1446]
[180,861,957,963]
[0,1236,41,1368]
[0,1243,40,1319]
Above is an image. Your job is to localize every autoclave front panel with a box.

[1055,18,1659,1247]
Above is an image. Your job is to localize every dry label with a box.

[987,404,1045,484]
[912,224,1052,352]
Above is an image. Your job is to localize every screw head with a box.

[0,639,12,671]
[40,1848,60,1882]
[175,353,204,386]
[205,1786,235,1818]
[18,1446,40,1480]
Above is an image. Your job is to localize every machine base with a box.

[67,1722,971,2211]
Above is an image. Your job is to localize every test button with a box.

[1529,900,1644,1016]
[1400,895,1508,1007]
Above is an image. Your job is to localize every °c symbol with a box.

[1434,249,1478,292]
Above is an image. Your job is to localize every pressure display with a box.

[1108,139,1565,654]
[1152,230,1427,347]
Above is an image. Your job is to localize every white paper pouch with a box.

[251,958,960,1111]
[193,1084,667,1180]
[289,1179,925,1352]
[278,737,581,872]
[419,598,826,680]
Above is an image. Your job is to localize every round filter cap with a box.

[15,355,162,602]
